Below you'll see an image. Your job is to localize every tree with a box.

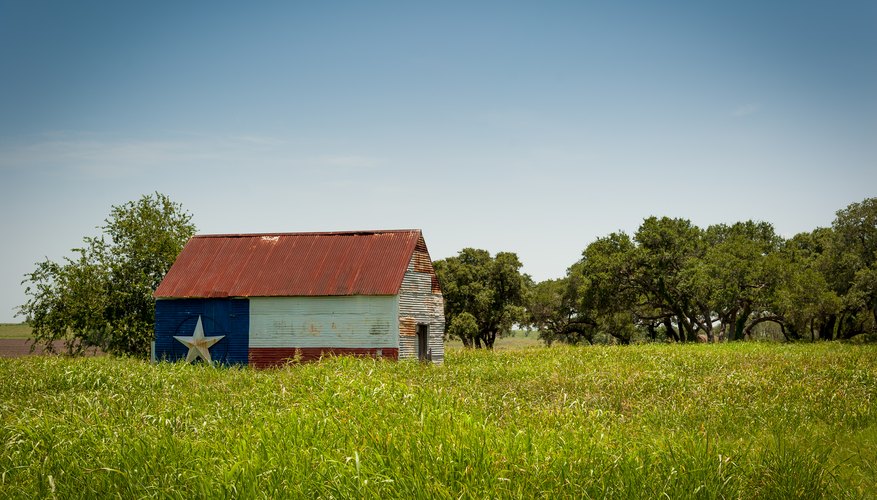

[527,268,596,345]
[770,199,877,340]
[448,312,479,347]
[19,193,196,357]
[829,198,877,336]
[577,232,641,344]
[567,218,790,344]
[695,221,784,341]
[527,197,876,346]
[433,248,528,349]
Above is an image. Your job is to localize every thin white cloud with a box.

[316,155,383,168]
[230,135,287,146]
[0,132,291,178]
[0,132,388,181]
[731,104,760,118]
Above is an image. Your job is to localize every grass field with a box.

[1,343,875,498]
[445,329,542,350]
[0,323,31,339]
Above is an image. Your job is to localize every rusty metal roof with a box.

[154,229,424,298]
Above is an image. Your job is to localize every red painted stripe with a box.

[248,347,399,368]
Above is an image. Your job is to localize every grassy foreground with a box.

[1,344,875,498]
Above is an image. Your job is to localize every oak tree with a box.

[19,193,196,357]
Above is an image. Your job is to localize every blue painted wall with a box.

[154,298,249,365]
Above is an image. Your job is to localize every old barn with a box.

[153,229,444,367]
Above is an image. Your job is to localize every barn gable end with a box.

[398,235,445,363]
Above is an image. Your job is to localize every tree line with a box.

[436,197,877,347]
[18,194,876,357]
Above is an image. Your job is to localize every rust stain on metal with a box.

[413,238,432,273]
[399,317,416,337]
[155,229,423,298]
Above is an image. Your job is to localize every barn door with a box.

[416,324,429,361]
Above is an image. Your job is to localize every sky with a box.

[1,1,875,322]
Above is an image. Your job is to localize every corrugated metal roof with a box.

[154,229,425,298]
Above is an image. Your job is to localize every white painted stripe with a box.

[249,296,399,348]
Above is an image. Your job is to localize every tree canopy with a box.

[529,197,877,345]
[433,248,528,348]
[19,193,196,357]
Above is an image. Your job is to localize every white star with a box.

[173,316,225,364]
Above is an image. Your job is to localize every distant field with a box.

[445,329,543,350]
[1,343,875,498]
[0,323,31,339]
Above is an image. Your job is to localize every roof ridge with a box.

[155,229,428,297]
[193,229,421,238]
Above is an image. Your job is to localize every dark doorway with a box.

[416,324,429,361]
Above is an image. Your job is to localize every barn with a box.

[152,229,445,367]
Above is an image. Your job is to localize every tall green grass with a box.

[1,343,875,498]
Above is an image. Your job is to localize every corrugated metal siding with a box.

[398,236,445,364]
[154,298,249,365]
[249,347,398,368]
[154,230,422,298]
[249,296,399,348]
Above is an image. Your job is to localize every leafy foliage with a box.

[433,248,528,348]
[18,193,196,357]
[531,197,877,344]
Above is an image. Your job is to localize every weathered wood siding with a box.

[248,296,398,367]
[398,237,445,363]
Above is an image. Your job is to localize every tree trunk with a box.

[744,316,787,340]
[733,304,751,341]
[701,307,715,343]
[677,313,696,342]
[663,317,679,342]
[726,310,737,341]
[779,322,790,342]
[484,331,496,349]
[819,315,836,341]
[838,313,863,340]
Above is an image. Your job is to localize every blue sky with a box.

[1,1,875,322]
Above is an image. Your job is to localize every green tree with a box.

[577,232,641,344]
[530,197,877,346]
[771,199,877,340]
[527,268,596,345]
[434,248,528,349]
[448,312,479,347]
[19,193,196,357]
[763,229,840,341]
[695,221,784,341]
[570,218,788,344]
[828,198,877,337]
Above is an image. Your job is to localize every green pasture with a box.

[1,343,875,498]
[445,329,542,350]
[0,323,31,339]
